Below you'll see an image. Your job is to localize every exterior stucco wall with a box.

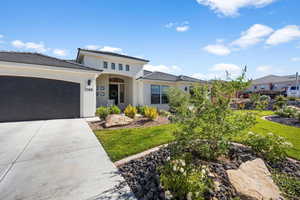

[0,61,99,118]
[82,54,145,78]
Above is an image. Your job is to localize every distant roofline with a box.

[77,48,150,63]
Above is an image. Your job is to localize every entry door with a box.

[109,84,118,105]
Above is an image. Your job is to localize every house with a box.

[0,49,203,122]
[249,74,300,93]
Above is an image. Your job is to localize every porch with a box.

[96,74,136,109]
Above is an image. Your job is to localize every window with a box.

[151,85,161,104]
[161,86,169,104]
[126,65,130,71]
[111,63,115,70]
[150,85,169,104]
[103,61,108,69]
[119,64,123,70]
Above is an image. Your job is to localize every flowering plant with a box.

[244,132,293,163]
[159,157,212,200]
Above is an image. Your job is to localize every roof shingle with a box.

[0,51,102,72]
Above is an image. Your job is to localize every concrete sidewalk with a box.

[0,119,135,200]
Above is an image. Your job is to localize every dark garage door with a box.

[0,76,80,122]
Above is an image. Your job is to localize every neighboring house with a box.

[0,49,203,122]
[249,74,300,93]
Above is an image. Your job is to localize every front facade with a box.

[0,49,202,122]
[76,48,203,110]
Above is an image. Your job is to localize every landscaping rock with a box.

[105,114,134,128]
[227,158,281,200]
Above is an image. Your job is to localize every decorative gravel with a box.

[117,144,300,200]
[265,116,300,128]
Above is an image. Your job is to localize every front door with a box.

[109,84,118,105]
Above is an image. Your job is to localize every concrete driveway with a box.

[0,119,134,200]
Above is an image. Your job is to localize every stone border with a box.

[114,144,168,167]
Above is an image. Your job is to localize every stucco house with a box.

[0,48,203,122]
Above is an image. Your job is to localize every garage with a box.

[0,76,80,122]
[0,52,101,122]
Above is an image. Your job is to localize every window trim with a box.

[111,63,115,70]
[103,61,108,69]
[118,64,123,71]
[150,84,169,104]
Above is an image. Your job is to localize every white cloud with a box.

[256,65,272,72]
[176,25,190,32]
[266,25,300,45]
[165,22,175,28]
[291,57,300,62]
[100,46,122,53]
[85,45,100,50]
[196,0,277,16]
[191,73,222,80]
[53,49,67,57]
[210,63,241,73]
[11,40,47,52]
[231,24,273,48]
[0,34,3,38]
[144,64,182,74]
[84,45,123,53]
[203,44,231,56]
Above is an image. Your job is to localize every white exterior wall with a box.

[0,61,99,118]
[142,80,197,110]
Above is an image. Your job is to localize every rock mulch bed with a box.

[117,144,300,200]
[88,115,169,131]
[265,115,300,128]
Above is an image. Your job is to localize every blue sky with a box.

[0,0,299,79]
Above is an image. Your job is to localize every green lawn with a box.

[237,110,300,160]
[94,124,176,161]
[94,110,300,161]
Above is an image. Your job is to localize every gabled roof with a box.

[77,48,150,63]
[0,51,102,72]
[138,71,204,83]
[252,74,299,85]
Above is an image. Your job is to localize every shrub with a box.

[159,109,171,117]
[244,132,293,163]
[275,106,297,118]
[167,68,256,160]
[288,96,297,101]
[109,105,121,114]
[124,104,137,118]
[136,105,147,115]
[159,158,212,200]
[296,112,300,123]
[144,107,158,120]
[272,171,300,198]
[273,95,287,110]
[95,106,110,120]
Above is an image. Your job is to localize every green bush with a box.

[244,132,293,163]
[167,68,256,160]
[124,104,137,118]
[272,171,300,199]
[95,106,110,120]
[144,107,158,120]
[109,105,121,114]
[273,95,287,110]
[297,112,300,122]
[158,109,171,117]
[275,106,297,118]
[136,105,147,115]
[159,158,212,200]
[287,96,297,101]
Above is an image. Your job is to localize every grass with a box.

[235,110,300,160]
[94,110,300,161]
[94,124,176,161]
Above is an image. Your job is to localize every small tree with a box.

[167,68,256,160]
